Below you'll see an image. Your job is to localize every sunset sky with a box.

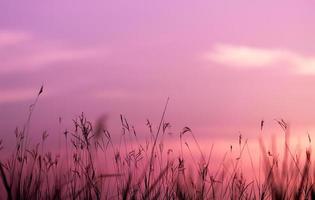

[1,1,315,148]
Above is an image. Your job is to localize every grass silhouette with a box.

[0,87,315,199]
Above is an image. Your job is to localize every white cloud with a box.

[203,44,315,75]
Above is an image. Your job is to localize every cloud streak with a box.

[0,88,39,104]
[2,47,107,72]
[203,44,315,75]
[94,89,157,101]
[0,30,31,48]
[0,30,108,73]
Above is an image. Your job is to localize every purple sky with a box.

[1,1,315,147]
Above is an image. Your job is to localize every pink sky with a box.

[1,1,315,148]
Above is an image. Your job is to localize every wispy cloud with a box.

[95,90,146,100]
[203,44,315,75]
[0,30,108,73]
[0,88,40,104]
[0,30,31,48]
[94,89,160,101]
[2,47,107,72]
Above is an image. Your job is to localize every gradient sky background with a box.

[1,1,315,148]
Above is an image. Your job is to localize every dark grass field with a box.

[1,90,315,200]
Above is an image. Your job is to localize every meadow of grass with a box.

[1,89,315,200]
